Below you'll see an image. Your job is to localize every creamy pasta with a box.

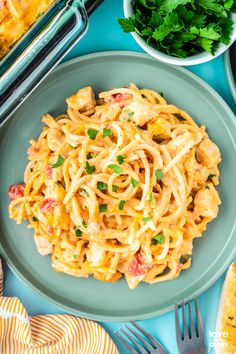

[8,84,221,289]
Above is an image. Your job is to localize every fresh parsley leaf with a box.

[52,155,64,168]
[118,17,135,32]
[224,0,234,11]
[82,219,87,228]
[152,13,182,41]
[159,0,192,15]
[152,234,165,245]
[197,37,213,54]
[190,26,220,40]
[119,200,125,210]
[118,0,236,58]
[148,191,153,202]
[108,164,122,174]
[87,128,99,140]
[207,174,215,181]
[102,128,111,137]
[85,161,96,174]
[131,178,139,187]
[112,185,118,192]
[74,228,82,237]
[97,182,108,190]
[87,152,93,160]
[116,155,125,165]
[99,204,107,213]
[143,217,151,222]
[155,169,164,180]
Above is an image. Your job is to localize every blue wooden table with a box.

[4,1,236,353]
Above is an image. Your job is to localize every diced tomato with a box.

[109,93,133,104]
[40,198,57,213]
[136,251,145,264]
[129,251,146,276]
[45,165,52,179]
[8,184,25,200]
[47,225,54,235]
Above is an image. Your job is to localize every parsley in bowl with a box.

[120,0,236,66]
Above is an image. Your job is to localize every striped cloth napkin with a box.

[0,260,118,354]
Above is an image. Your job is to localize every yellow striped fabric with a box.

[0,260,118,354]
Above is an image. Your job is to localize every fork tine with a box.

[175,302,182,341]
[188,300,196,338]
[195,299,205,338]
[181,300,189,339]
[125,324,153,351]
[115,331,139,354]
[131,321,168,354]
[120,328,148,354]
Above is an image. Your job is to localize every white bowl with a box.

[124,0,236,66]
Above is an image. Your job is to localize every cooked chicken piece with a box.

[120,101,157,126]
[86,242,105,267]
[34,236,52,256]
[47,128,65,151]
[194,186,220,218]
[196,138,221,168]
[66,86,96,112]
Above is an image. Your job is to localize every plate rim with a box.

[225,47,236,105]
[1,50,236,322]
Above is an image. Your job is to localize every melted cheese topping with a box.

[0,0,54,59]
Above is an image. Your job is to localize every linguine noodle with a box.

[9,84,221,289]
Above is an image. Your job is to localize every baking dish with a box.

[0,0,103,124]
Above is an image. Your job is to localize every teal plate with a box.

[0,51,236,322]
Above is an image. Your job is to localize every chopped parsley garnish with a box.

[102,128,111,137]
[97,182,108,190]
[155,169,164,181]
[112,185,118,192]
[108,164,122,174]
[74,228,82,237]
[99,204,107,213]
[87,152,93,160]
[148,192,153,202]
[32,216,39,222]
[207,174,215,181]
[118,0,236,58]
[73,255,77,259]
[143,217,151,222]
[119,200,125,210]
[52,155,64,168]
[116,155,125,165]
[152,234,165,245]
[131,178,139,187]
[85,161,96,174]
[87,128,99,140]
[82,219,87,228]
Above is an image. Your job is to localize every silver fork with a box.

[115,320,168,354]
[175,299,206,354]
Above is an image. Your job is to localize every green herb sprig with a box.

[118,0,236,58]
